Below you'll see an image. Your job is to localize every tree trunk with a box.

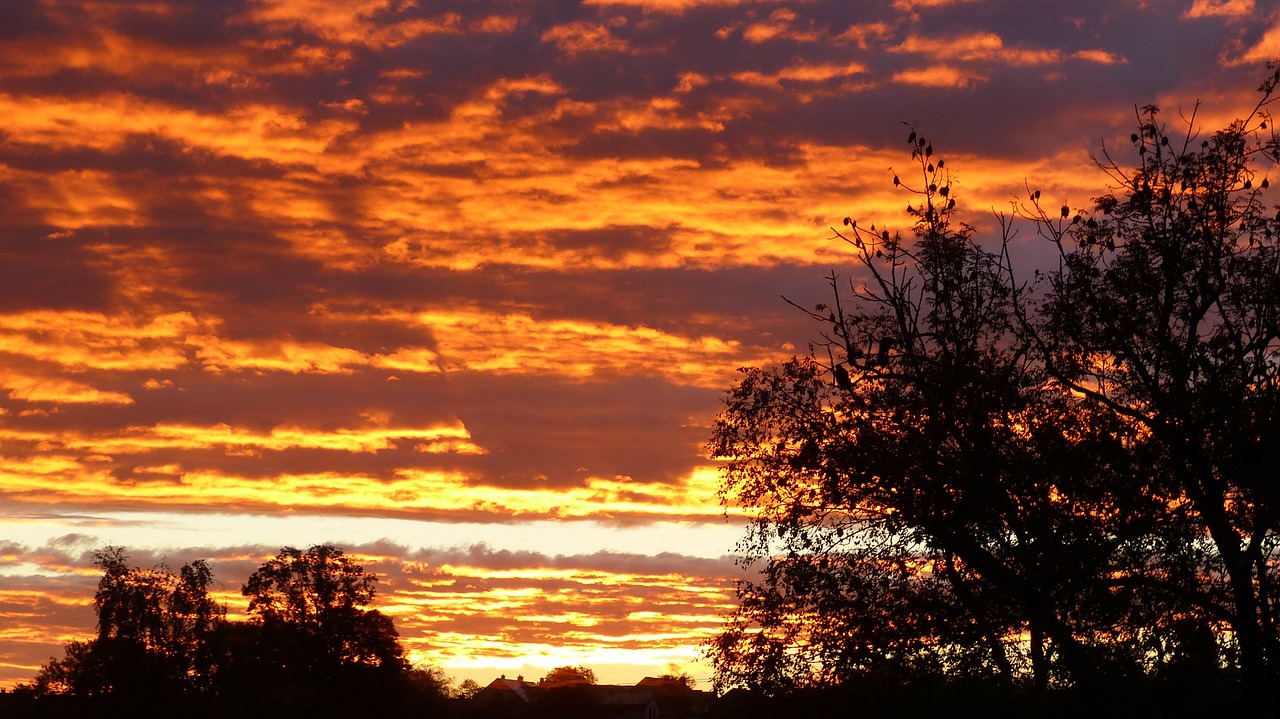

[1030,623,1047,693]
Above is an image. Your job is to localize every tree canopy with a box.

[19,545,443,719]
[242,544,404,674]
[24,547,225,710]
[540,665,599,686]
[708,67,1280,706]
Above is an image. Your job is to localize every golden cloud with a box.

[542,21,632,54]
[1184,0,1255,18]
[1227,23,1280,66]
[196,339,377,375]
[584,0,753,9]
[405,308,772,388]
[0,373,133,406]
[0,456,728,523]
[892,32,1065,66]
[0,93,360,174]
[741,9,824,44]
[0,420,482,458]
[239,0,465,47]
[0,311,199,372]
[386,554,735,676]
[0,299,775,393]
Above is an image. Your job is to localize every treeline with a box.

[11,545,449,719]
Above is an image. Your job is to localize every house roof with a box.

[597,687,660,707]
[471,675,713,715]
[483,677,539,702]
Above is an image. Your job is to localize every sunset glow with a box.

[0,0,1274,690]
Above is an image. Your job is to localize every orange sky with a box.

[0,0,1274,690]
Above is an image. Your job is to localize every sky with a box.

[0,0,1277,691]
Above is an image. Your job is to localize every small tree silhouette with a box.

[539,665,598,686]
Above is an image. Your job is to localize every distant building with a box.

[449,676,712,719]
[456,676,542,718]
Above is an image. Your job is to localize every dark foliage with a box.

[17,548,225,717]
[709,67,1280,703]
[539,665,598,686]
[233,545,414,717]
[14,545,447,719]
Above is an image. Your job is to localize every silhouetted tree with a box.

[17,545,435,718]
[401,665,455,711]
[710,69,1280,703]
[21,547,225,717]
[25,640,96,698]
[710,136,1151,694]
[1025,66,1280,695]
[455,677,483,699]
[539,665,598,686]
[658,672,696,688]
[237,545,410,716]
[532,683,602,719]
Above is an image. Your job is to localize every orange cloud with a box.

[408,308,771,388]
[889,31,1125,70]
[1225,23,1280,66]
[584,0,751,9]
[892,64,986,88]
[1,373,133,406]
[892,32,1065,66]
[732,61,868,92]
[542,22,632,54]
[1184,0,1255,17]
[0,300,775,393]
[583,97,729,134]
[834,22,894,49]
[0,309,438,383]
[741,9,823,44]
[1,543,737,690]
[0,311,199,372]
[382,551,736,680]
[891,0,981,9]
[0,22,252,82]
[196,339,386,375]
[0,456,728,523]
[0,93,359,175]
[472,15,521,34]
[1071,49,1127,65]
[239,0,464,47]
[0,421,481,456]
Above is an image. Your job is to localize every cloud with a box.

[0,455,728,524]
[740,8,824,43]
[1226,23,1280,66]
[1184,0,1255,18]
[0,311,198,371]
[237,0,467,47]
[892,0,983,9]
[1,373,133,406]
[1,421,482,456]
[893,64,987,88]
[543,21,633,55]
[0,538,740,686]
[893,31,1061,65]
